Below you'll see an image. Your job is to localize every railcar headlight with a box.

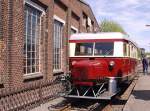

[109,61,115,66]
[109,61,115,71]
[72,61,77,65]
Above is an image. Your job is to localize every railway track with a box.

[48,99,102,111]
[48,75,139,111]
[102,75,139,111]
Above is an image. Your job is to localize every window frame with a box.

[23,0,45,79]
[53,15,65,73]
[82,12,87,27]
[24,0,45,14]
[75,43,94,56]
[71,26,78,35]
[94,42,114,56]
[74,42,114,57]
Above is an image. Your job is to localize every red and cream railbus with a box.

[63,32,139,100]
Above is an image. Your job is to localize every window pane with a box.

[32,52,35,58]
[36,65,39,72]
[32,66,35,73]
[124,43,127,56]
[94,42,114,56]
[75,43,94,56]
[27,43,31,52]
[36,59,39,66]
[128,45,130,56]
[27,59,31,66]
[71,28,77,35]
[27,66,31,73]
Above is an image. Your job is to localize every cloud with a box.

[86,0,150,51]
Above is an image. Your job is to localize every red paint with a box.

[70,57,138,86]
[69,34,138,86]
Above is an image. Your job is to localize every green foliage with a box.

[100,20,126,33]
[146,52,150,55]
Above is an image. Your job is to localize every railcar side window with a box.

[124,43,127,56]
[94,42,114,56]
[75,43,93,56]
[128,45,130,56]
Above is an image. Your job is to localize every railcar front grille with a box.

[73,67,88,80]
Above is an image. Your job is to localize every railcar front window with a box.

[75,43,93,56]
[94,42,114,56]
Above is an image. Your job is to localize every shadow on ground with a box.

[132,90,150,101]
[111,99,127,105]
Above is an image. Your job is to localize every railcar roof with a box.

[70,32,138,47]
[70,32,128,40]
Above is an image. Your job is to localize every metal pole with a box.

[109,77,117,94]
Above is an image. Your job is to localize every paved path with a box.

[30,97,66,111]
[123,72,150,111]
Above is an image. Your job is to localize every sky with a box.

[86,0,150,52]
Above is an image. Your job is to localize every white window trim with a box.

[24,0,45,15]
[71,26,78,33]
[53,15,65,25]
[87,17,92,26]
[23,73,43,80]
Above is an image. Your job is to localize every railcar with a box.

[62,32,139,100]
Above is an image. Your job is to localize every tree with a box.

[100,20,126,34]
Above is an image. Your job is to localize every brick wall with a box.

[0,0,2,39]
[0,0,100,89]
[0,0,100,109]
[53,0,100,74]
[1,0,9,88]
[0,79,65,110]
[0,0,3,85]
[9,0,24,87]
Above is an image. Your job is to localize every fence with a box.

[0,79,65,111]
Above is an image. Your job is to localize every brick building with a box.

[0,0,100,89]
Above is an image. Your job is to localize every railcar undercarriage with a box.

[61,75,120,100]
